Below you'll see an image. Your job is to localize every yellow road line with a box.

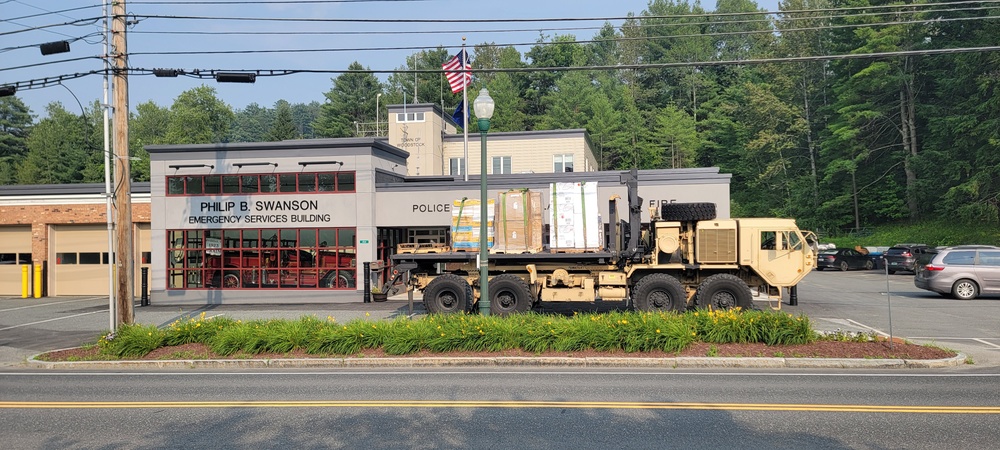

[0,400,997,414]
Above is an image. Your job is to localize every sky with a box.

[3,0,780,118]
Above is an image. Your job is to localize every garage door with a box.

[0,226,32,295]
[51,224,152,296]
[52,225,110,296]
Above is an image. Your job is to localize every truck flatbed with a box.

[392,251,616,265]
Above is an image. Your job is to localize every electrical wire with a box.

[0,31,105,54]
[122,15,1000,58]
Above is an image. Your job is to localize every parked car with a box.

[816,248,874,271]
[883,243,933,274]
[914,245,1000,299]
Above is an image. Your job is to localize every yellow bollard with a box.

[21,264,30,298]
[33,263,42,299]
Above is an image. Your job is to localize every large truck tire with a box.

[422,274,472,314]
[661,202,717,221]
[488,274,533,316]
[695,273,753,310]
[632,273,687,312]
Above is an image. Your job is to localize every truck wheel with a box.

[660,202,717,221]
[489,274,532,316]
[213,271,241,288]
[632,273,686,312]
[423,274,471,314]
[320,272,355,289]
[695,274,753,310]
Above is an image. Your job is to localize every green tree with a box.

[314,61,382,138]
[0,96,33,184]
[18,103,95,184]
[265,101,300,141]
[230,103,273,143]
[291,102,321,138]
[524,34,588,127]
[165,86,234,144]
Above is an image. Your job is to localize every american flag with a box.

[442,49,472,94]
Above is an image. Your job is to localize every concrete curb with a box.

[26,352,969,370]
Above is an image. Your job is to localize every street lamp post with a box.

[472,89,495,315]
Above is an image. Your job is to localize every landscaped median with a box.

[31,308,966,368]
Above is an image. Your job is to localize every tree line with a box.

[1,0,999,235]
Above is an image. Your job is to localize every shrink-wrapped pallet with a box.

[451,198,494,250]
[549,182,601,252]
[492,189,543,254]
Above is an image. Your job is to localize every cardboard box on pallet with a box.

[493,189,543,254]
[451,198,494,250]
[549,181,601,251]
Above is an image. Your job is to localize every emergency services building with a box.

[0,103,732,304]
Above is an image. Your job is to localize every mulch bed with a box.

[39,339,956,362]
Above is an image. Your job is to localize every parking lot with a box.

[1,269,998,367]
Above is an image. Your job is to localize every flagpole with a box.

[462,38,469,182]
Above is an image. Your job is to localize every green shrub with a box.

[93,308,821,359]
[99,323,164,358]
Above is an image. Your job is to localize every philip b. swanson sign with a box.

[165,195,357,229]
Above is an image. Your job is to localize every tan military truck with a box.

[391,169,814,315]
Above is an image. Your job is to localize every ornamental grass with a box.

[96,308,817,359]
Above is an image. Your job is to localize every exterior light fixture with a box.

[40,40,71,56]
[233,162,278,168]
[298,161,343,167]
[0,85,15,97]
[472,88,495,316]
[215,72,256,83]
[168,164,215,170]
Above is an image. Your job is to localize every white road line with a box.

[0,298,103,313]
[0,310,106,332]
[843,319,890,337]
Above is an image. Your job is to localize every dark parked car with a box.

[883,244,933,274]
[816,248,874,271]
[914,245,1000,299]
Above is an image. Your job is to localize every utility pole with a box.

[112,0,134,325]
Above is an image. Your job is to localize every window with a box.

[449,158,464,176]
[396,112,425,122]
[166,172,356,195]
[167,227,357,290]
[492,156,511,174]
[0,253,30,264]
[978,251,1000,267]
[942,251,975,265]
[554,154,574,173]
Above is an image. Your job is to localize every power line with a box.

[123,45,1000,78]
[0,16,104,37]
[121,15,1000,58]
[0,32,105,54]
[7,43,1000,93]
[132,0,428,4]
[3,3,102,23]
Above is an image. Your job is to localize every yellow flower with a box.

[656,329,660,333]
[365,312,370,317]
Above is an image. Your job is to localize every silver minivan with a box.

[914,245,1000,300]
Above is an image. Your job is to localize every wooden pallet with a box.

[397,243,451,254]
[550,248,602,254]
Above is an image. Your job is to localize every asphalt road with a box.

[0,268,998,367]
[1,370,998,449]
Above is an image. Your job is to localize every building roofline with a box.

[145,138,409,159]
